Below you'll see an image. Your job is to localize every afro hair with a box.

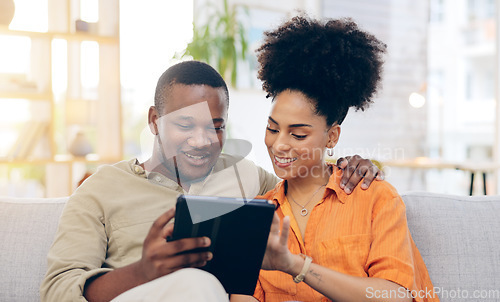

[256,15,386,125]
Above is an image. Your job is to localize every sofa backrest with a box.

[402,192,500,302]
[2,193,500,302]
[0,197,68,302]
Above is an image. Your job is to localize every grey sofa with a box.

[1,192,499,302]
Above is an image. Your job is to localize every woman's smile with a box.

[273,155,298,167]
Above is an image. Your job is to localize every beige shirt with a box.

[40,155,278,302]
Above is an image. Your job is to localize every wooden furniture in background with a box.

[0,0,122,197]
[382,157,500,195]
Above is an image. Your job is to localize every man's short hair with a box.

[154,61,229,114]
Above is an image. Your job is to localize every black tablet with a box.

[168,195,276,295]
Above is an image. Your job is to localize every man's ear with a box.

[148,106,160,135]
[327,124,341,149]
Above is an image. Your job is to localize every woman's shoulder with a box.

[360,178,400,198]
[353,179,407,215]
[329,163,404,209]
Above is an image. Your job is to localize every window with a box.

[430,0,445,23]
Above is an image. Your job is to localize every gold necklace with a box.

[288,184,326,216]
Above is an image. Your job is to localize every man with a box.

[40,61,382,302]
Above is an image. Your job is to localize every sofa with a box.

[1,192,499,302]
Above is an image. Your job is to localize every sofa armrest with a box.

[402,192,500,302]
[0,197,68,302]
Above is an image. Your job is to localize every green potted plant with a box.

[175,0,248,87]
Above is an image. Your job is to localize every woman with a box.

[232,16,438,302]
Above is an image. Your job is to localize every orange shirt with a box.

[253,167,439,302]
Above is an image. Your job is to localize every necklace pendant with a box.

[300,208,308,216]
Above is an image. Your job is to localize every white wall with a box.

[196,0,435,193]
[320,0,430,191]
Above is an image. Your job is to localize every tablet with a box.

[168,195,276,295]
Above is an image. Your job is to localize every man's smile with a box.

[182,151,213,166]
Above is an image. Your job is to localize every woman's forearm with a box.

[285,255,412,302]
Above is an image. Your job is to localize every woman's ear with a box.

[148,106,160,135]
[327,124,341,149]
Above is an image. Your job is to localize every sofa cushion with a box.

[2,192,499,302]
[402,192,500,302]
[0,197,67,302]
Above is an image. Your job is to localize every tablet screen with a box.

[169,195,275,295]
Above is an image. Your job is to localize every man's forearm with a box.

[84,262,147,302]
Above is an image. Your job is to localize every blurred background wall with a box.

[1,0,499,197]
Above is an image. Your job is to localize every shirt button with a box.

[155,176,162,182]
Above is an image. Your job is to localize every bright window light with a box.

[0,36,31,74]
[409,92,426,108]
[120,1,193,90]
[80,0,99,23]
[52,39,68,97]
[9,0,48,32]
[0,99,31,123]
[81,41,99,92]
